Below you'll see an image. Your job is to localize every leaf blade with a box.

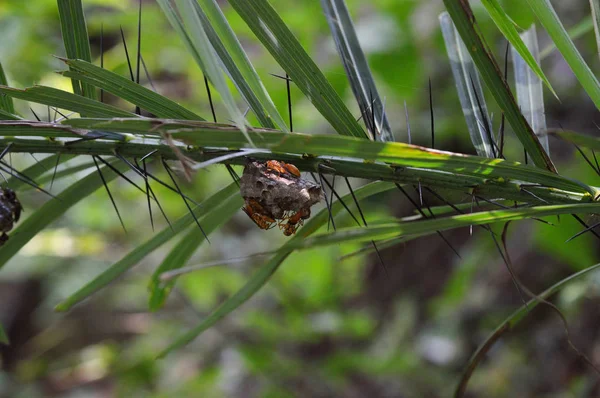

[526,0,600,110]
[60,59,204,120]
[443,0,556,172]
[57,0,96,100]
[228,0,368,139]
[55,182,240,312]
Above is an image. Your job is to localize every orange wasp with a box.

[279,208,311,236]
[242,199,276,230]
[266,160,301,178]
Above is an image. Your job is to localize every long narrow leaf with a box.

[227,0,368,139]
[512,25,549,154]
[440,13,496,158]
[546,129,600,151]
[0,86,134,118]
[156,0,249,143]
[285,202,600,250]
[57,0,96,100]
[540,16,593,60]
[0,163,127,270]
[55,118,595,196]
[55,182,239,312]
[148,192,241,311]
[0,63,15,114]
[158,181,393,357]
[59,58,204,120]
[443,0,556,172]
[321,0,393,141]
[196,0,289,131]
[481,0,556,97]
[526,0,600,110]
[590,0,600,61]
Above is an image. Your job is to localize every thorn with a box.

[93,156,126,233]
[396,184,461,258]
[566,220,600,243]
[319,173,359,226]
[143,159,154,231]
[573,144,600,176]
[162,158,209,243]
[417,181,423,207]
[286,73,293,132]
[0,161,57,199]
[204,75,217,123]
[143,158,172,231]
[95,155,145,193]
[469,74,498,157]
[51,107,70,120]
[119,26,135,82]
[520,187,548,203]
[571,214,600,242]
[403,100,411,145]
[312,172,335,231]
[344,177,389,275]
[134,0,142,115]
[225,164,240,188]
[593,150,600,173]
[30,108,41,121]
[140,55,157,92]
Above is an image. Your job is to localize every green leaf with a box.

[57,0,96,100]
[156,0,249,143]
[0,86,135,118]
[0,162,127,271]
[59,58,204,120]
[546,128,600,151]
[195,0,288,131]
[539,16,593,59]
[511,25,549,154]
[0,109,21,120]
[158,181,393,357]
[481,0,557,98]
[590,0,600,61]
[0,63,15,114]
[148,192,241,311]
[526,0,600,110]
[443,0,556,172]
[228,0,369,139]
[57,118,596,197]
[455,261,600,397]
[440,13,496,158]
[55,182,239,312]
[285,202,600,250]
[0,322,8,344]
[321,0,393,141]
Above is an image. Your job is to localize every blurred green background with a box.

[1,0,600,397]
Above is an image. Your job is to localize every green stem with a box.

[0,137,594,205]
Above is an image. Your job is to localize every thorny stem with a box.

[0,137,596,206]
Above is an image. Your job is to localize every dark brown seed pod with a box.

[0,188,22,245]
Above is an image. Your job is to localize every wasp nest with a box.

[239,160,322,236]
[0,188,22,246]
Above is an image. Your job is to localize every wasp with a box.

[278,208,311,236]
[0,188,22,245]
[266,160,301,178]
[242,198,276,230]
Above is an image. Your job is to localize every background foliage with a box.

[0,0,600,397]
